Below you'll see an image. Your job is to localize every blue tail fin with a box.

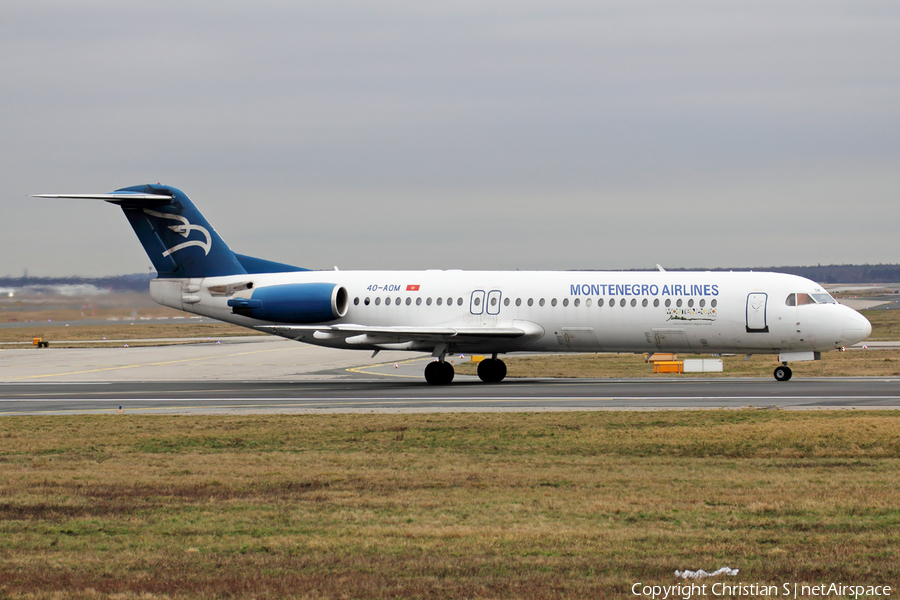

[35,184,309,278]
[113,184,247,278]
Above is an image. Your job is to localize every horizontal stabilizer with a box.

[32,192,173,205]
[35,184,249,278]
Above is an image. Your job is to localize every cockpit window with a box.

[811,293,836,304]
[786,292,837,306]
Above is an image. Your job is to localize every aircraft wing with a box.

[256,322,542,345]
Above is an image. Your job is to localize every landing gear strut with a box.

[424,360,454,385]
[477,357,507,383]
[773,364,792,382]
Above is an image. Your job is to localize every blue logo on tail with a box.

[143,208,213,257]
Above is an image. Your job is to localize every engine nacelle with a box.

[227,283,349,323]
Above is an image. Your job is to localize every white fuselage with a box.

[150,269,872,359]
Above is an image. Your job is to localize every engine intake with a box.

[228,283,348,323]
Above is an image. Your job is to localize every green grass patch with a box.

[1,412,898,599]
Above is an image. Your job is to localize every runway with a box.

[2,378,900,415]
[1,337,898,414]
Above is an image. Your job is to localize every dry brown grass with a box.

[0,322,258,347]
[0,412,898,599]
[864,309,900,340]
[0,292,175,321]
[0,292,256,347]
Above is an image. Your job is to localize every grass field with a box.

[0,322,257,348]
[1,412,898,599]
[863,309,900,340]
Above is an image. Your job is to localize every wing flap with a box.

[256,323,532,344]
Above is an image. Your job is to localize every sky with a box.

[2,0,899,276]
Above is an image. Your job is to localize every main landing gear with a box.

[424,360,455,385]
[423,354,508,385]
[774,364,793,382]
[477,356,507,383]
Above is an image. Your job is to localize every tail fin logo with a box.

[143,208,212,257]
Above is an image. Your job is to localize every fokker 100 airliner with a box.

[35,184,872,384]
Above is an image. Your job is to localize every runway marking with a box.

[7,363,146,380]
[6,347,303,380]
[2,396,898,404]
[2,395,900,417]
[346,356,434,379]
[0,386,341,399]
[0,397,623,415]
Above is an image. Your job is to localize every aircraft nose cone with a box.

[842,312,872,344]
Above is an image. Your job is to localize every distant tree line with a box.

[0,273,153,292]
[659,264,900,284]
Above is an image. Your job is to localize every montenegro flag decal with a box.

[406,284,420,291]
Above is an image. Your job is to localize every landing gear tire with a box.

[425,361,455,385]
[477,358,508,383]
[774,365,792,382]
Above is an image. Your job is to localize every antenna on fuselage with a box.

[656,264,666,272]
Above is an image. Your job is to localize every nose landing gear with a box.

[774,364,792,382]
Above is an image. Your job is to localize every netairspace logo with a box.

[631,582,892,599]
